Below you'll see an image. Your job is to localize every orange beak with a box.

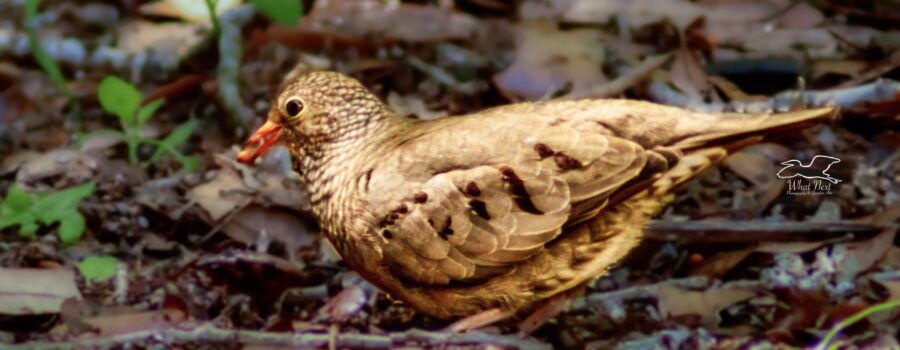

[237,120,283,164]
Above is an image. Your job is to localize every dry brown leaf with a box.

[494,22,606,101]
[139,0,241,24]
[0,150,40,176]
[52,308,186,339]
[724,150,776,188]
[15,149,100,188]
[657,285,756,327]
[878,279,900,301]
[562,0,779,32]
[0,268,81,315]
[724,148,785,214]
[670,47,710,101]
[189,154,309,251]
[117,20,208,72]
[838,230,897,280]
[690,248,755,278]
[304,0,480,42]
[187,166,249,221]
[317,284,368,323]
[222,205,316,253]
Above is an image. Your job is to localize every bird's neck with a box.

[292,111,413,228]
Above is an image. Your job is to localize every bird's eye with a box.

[284,98,305,118]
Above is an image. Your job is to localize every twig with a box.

[568,53,672,99]
[216,5,257,131]
[12,323,552,350]
[569,276,710,312]
[834,49,900,89]
[648,78,900,113]
[645,220,891,243]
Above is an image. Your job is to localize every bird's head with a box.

[237,69,393,164]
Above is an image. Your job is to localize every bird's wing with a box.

[365,101,835,286]
[367,108,652,285]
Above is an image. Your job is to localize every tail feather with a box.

[674,106,839,153]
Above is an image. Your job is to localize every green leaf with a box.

[77,255,119,283]
[58,214,86,245]
[18,220,40,238]
[25,0,68,94]
[0,211,38,234]
[148,119,198,166]
[2,185,33,214]
[0,185,39,234]
[179,155,200,172]
[137,99,165,127]
[98,76,142,126]
[161,119,198,149]
[33,183,95,224]
[251,0,303,26]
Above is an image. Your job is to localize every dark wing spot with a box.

[554,152,583,170]
[499,166,544,215]
[396,203,408,213]
[465,181,481,197]
[382,229,393,239]
[469,200,491,220]
[438,217,454,240]
[534,143,554,158]
[414,192,429,203]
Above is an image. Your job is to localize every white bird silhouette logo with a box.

[776,155,842,184]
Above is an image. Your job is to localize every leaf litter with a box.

[1,0,899,348]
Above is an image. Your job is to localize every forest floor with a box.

[1,0,899,349]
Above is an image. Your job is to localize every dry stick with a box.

[568,276,710,313]
[833,49,900,89]
[645,220,891,243]
[648,78,900,113]
[568,53,673,99]
[13,324,552,350]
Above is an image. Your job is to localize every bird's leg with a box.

[517,289,578,335]
[445,308,515,333]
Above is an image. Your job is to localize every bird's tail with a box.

[674,106,839,153]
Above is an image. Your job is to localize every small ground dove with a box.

[237,68,837,319]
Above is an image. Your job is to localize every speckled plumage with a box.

[239,68,836,319]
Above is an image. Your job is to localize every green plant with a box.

[0,183,94,245]
[203,0,222,35]
[24,0,68,94]
[250,0,303,26]
[95,75,199,171]
[815,299,900,350]
[78,255,119,282]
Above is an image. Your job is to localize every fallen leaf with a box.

[0,268,81,315]
[15,149,100,189]
[222,205,316,254]
[562,0,779,33]
[304,0,480,42]
[670,47,710,101]
[837,230,897,281]
[140,0,242,25]
[117,20,209,73]
[387,92,448,120]
[690,248,755,278]
[657,285,756,327]
[318,284,368,323]
[187,166,250,221]
[494,21,606,101]
[52,308,186,339]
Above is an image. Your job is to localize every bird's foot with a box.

[445,308,515,333]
